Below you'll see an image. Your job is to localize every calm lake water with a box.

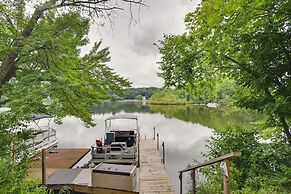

[52,101,261,193]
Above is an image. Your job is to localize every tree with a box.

[157,34,219,102]
[0,1,142,192]
[0,0,144,85]
[147,88,189,105]
[1,11,130,126]
[158,0,291,144]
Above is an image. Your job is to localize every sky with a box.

[82,0,200,88]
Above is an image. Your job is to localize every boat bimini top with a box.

[105,114,139,133]
[105,115,138,121]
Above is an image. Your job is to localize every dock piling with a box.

[162,141,165,164]
[41,149,46,185]
[179,172,183,194]
[192,170,196,194]
[157,133,159,150]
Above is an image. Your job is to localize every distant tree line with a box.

[111,87,160,100]
[148,79,237,105]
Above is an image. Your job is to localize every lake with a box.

[52,101,261,193]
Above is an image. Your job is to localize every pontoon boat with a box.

[91,115,140,165]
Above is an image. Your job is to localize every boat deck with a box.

[139,139,174,194]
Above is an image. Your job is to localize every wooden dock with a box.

[30,141,174,193]
[139,139,174,194]
[27,148,90,180]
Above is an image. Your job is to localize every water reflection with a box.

[53,101,261,193]
[148,104,261,131]
[90,100,152,114]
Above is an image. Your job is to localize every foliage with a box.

[110,94,124,101]
[157,0,291,188]
[215,79,238,105]
[1,12,130,126]
[157,0,291,143]
[148,79,238,104]
[197,125,291,193]
[135,95,143,100]
[157,34,218,102]
[0,157,47,194]
[147,88,190,105]
[0,113,46,193]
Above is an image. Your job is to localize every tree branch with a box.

[223,55,259,78]
[0,11,17,32]
[0,0,145,85]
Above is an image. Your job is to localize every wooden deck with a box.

[139,139,174,194]
[27,148,90,180]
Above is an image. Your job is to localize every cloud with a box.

[84,0,200,87]
[131,24,159,56]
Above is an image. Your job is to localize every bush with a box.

[196,125,291,193]
[0,158,47,194]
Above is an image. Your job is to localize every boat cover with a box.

[105,115,138,121]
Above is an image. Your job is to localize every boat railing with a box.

[91,145,137,160]
[25,129,57,155]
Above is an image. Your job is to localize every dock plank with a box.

[27,148,90,180]
[139,139,174,194]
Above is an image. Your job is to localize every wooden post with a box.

[157,133,159,150]
[223,159,230,194]
[179,172,183,194]
[41,149,46,185]
[137,141,140,168]
[145,134,146,140]
[162,142,165,164]
[192,170,196,194]
[12,135,16,166]
[179,152,240,194]
[153,127,155,140]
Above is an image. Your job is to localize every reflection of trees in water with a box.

[91,101,262,131]
[148,105,262,131]
[90,101,152,114]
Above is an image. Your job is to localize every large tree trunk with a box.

[280,116,291,145]
[263,89,291,144]
[0,0,58,85]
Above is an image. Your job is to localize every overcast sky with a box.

[83,0,200,87]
